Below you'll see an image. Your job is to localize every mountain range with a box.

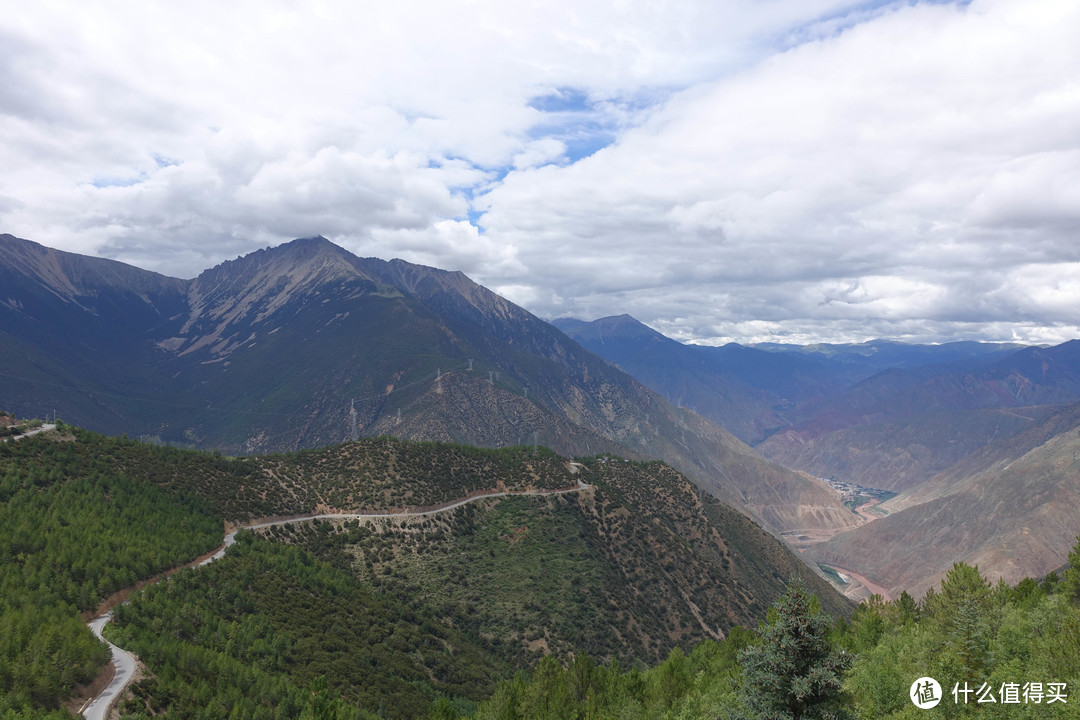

[557,313,1080,598]
[12,232,1077,600]
[0,233,855,539]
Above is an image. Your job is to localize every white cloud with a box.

[1,0,1078,342]
[364,219,526,279]
[476,0,1080,342]
[512,138,567,170]
[2,0,865,271]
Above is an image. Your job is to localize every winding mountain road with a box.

[81,615,137,720]
[81,479,590,719]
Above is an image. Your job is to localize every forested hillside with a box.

[95,450,845,717]
[1,425,847,718]
[105,534,503,719]
[840,562,1080,719]
[459,555,1080,719]
[263,456,847,671]
[2,426,574,718]
[0,428,222,717]
[5,420,1078,719]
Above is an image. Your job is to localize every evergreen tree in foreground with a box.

[734,580,853,720]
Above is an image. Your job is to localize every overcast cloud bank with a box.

[2,0,1077,344]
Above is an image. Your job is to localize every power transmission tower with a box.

[436,368,442,393]
[348,400,358,442]
[467,358,473,371]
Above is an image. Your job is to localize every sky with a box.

[2,0,1078,345]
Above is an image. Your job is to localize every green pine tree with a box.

[1062,534,1080,603]
[734,580,854,720]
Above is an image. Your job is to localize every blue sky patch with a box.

[526,87,619,164]
[91,175,144,188]
[528,86,593,113]
[526,86,671,164]
[153,153,180,168]
[779,0,972,50]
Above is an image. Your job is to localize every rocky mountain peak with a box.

[167,237,379,356]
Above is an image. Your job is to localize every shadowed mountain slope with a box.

[555,314,1080,497]
[552,314,849,445]
[0,234,855,535]
[757,342,1080,491]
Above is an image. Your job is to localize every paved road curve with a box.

[81,614,138,720]
[83,479,589,718]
